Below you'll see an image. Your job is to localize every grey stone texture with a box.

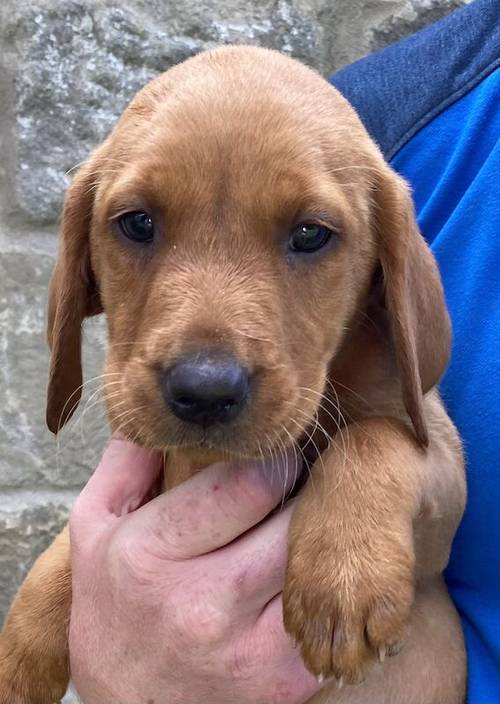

[0,0,469,700]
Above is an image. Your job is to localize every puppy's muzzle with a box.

[162,350,250,426]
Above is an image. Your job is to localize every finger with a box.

[122,451,301,559]
[70,438,162,541]
[210,502,295,614]
[251,594,320,703]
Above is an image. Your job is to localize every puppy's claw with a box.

[378,645,386,663]
[336,676,344,690]
[317,674,325,684]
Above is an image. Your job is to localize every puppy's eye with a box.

[118,211,154,243]
[289,223,332,253]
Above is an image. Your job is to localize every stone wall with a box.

[0,0,469,693]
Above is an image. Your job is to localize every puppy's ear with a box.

[46,150,105,434]
[375,168,451,447]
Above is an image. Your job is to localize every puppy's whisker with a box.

[325,377,379,418]
[278,424,303,500]
[295,387,347,460]
[325,382,352,459]
[292,402,352,490]
[53,376,121,474]
[112,409,146,444]
[286,417,321,498]
[232,328,274,344]
[308,385,360,497]
[66,381,122,439]
[294,403,356,505]
[76,393,124,432]
[296,385,343,419]
[65,160,88,176]
[47,382,121,475]
[298,383,351,462]
[294,403,333,446]
[75,390,123,449]
[295,388,347,445]
[295,405,336,467]
[324,379,380,448]
[271,428,290,510]
[265,432,280,495]
[74,382,122,424]
[312,392,353,476]
[256,439,265,470]
[54,372,122,431]
[298,393,342,440]
[111,404,147,427]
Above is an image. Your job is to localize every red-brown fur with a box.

[0,46,466,703]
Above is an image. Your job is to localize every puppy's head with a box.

[46,46,450,455]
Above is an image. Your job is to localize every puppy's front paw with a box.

[283,518,415,684]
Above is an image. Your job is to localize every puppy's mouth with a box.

[169,413,325,472]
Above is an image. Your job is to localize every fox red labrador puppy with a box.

[0,46,466,703]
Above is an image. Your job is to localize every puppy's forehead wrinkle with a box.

[136,248,286,358]
[143,118,324,186]
[150,252,280,316]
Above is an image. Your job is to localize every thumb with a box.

[70,437,162,543]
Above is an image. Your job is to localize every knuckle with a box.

[109,530,161,588]
[69,494,86,531]
[175,594,230,647]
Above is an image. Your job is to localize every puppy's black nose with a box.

[162,353,249,426]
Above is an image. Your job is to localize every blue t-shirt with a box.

[330,2,500,699]
[391,68,500,700]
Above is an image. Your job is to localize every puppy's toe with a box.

[329,617,374,684]
[364,589,411,659]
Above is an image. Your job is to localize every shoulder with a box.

[329,0,500,160]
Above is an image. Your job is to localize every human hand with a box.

[69,439,319,704]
